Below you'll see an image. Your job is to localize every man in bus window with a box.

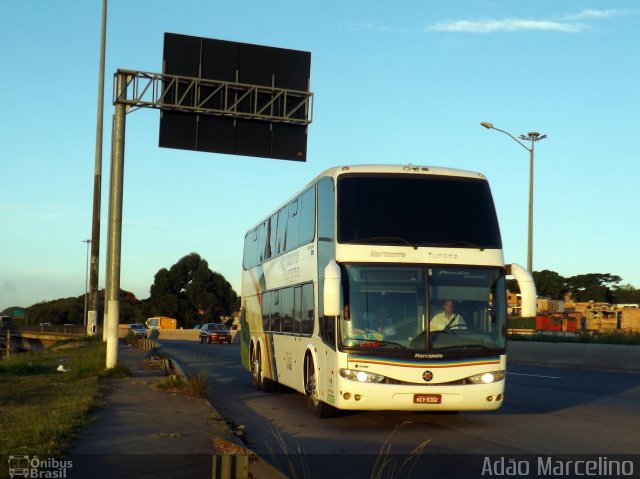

[349,303,392,340]
[362,304,396,336]
[373,304,396,336]
[431,300,467,332]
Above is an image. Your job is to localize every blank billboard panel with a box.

[197,116,236,155]
[274,48,311,91]
[160,33,311,161]
[272,123,307,162]
[201,38,238,82]
[235,120,272,159]
[163,34,200,76]
[159,111,197,151]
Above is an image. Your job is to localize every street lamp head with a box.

[521,132,548,142]
[480,121,494,129]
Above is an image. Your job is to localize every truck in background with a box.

[145,316,178,330]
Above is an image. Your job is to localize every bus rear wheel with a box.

[251,346,277,392]
[305,356,336,418]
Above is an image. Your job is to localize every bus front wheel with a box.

[305,356,336,418]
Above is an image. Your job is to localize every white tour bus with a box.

[240,164,536,417]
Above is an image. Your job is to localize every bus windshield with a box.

[340,265,506,353]
[337,174,502,249]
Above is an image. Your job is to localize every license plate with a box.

[413,394,442,404]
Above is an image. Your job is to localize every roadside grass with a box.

[0,337,114,456]
[508,331,640,345]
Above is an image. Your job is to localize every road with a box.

[159,340,640,478]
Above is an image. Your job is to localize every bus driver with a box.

[431,300,467,332]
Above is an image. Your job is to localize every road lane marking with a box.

[507,372,561,379]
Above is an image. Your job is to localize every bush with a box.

[508,331,640,345]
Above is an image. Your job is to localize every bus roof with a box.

[244,164,489,234]
[310,164,486,183]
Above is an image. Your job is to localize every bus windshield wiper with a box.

[350,236,418,250]
[436,344,493,350]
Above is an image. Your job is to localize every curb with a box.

[136,338,288,479]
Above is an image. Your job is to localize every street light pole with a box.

[82,239,91,326]
[480,122,547,272]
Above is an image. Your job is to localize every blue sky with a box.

[1,1,639,311]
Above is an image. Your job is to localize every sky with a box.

[1,1,639,311]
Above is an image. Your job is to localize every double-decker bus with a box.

[240,164,536,417]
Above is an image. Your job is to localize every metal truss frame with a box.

[113,69,313,125]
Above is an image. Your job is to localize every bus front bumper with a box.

[328,381,505,412]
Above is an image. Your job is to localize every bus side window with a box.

[276,204,289,255]
[287,198,300,252]
[321,315,336,349]
[271,289,281,332]
[258,221,268,263]
[281,287,294,333]
[266,215,276,260]
[301,283,314,335]
[293,285,302,334]
[262,291,272,331]
[298,187,315,245]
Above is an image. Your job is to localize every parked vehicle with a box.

[127,323,148,338]
[199,323,232,344]
[145,316,177,330]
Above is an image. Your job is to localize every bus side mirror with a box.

[324,260,341,317]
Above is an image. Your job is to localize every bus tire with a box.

[305,355,336,418]
[251,345,278,392]
[251,346,262,390]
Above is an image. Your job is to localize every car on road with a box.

[199,323,232,344]
[127,323,148,338]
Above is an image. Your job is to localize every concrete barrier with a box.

[153,329,201,341]
[507,341,640,373]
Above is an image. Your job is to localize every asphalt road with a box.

[159,340,640,478]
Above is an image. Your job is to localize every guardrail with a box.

[507,341,640,373]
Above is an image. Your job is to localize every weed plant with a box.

[185,368,208,397]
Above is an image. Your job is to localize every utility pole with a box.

[88,0,107,336]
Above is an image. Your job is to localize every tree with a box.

[612,284,640,304]
[26,289,143,325]
[565,273,622,302]
[532,270,567,299]
[147,253,239,328]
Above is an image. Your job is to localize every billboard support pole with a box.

[106,73,127,369]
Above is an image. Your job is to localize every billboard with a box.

[159,33,311,161]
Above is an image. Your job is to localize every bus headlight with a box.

[340,369,385,383]
[466,370,506,384]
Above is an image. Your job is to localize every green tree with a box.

[612,284,640,304]
[147,253,239,328]
[566,273,622,302]
[26,289,143,325]
[532,270,567,299]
